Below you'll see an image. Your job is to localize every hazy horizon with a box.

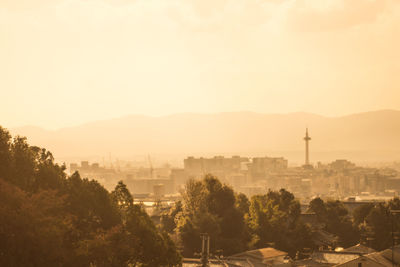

[8,109,400,165]
[6,108,400,130]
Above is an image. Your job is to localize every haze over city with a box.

[2,1,400,267]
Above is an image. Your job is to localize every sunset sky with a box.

[1,0,399,129]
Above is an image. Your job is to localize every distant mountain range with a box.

[9,110,400,164]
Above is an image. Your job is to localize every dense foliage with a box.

[353,198,400,251]
[307,197,400,250]
[0,126,181,267]
[161,176,400,259]
[308,197,358,247]
[173,175,250,256]
[246,189,313,256]
[160,175,313,258]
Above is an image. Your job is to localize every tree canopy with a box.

[308,197,359,247]
[174,174,250,257]
[246,189,313,257]
[354,198,400,250]
[0,126,181,267]
[169,175,313,258]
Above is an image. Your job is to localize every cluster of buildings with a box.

[182,156,399,202]
[69,160,174,199]
[179,129,400,201]
[68,129,400,202]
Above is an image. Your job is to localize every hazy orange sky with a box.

[1,0,399,129]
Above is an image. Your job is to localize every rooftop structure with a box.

[230,247,290,266]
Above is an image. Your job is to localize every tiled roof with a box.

[183,257,256,267]
[365,252,393,267]
[379,247,400,265]
[311,251,360,264]
[231,247,288,261]
[342,244,376,254]
[294,258,334,267]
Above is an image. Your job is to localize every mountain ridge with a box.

[8,110,400,163]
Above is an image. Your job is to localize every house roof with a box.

[342,244,376,254]
[182,258,229,267]
[183,257,255,267]
[334,245,400,267]
[311,251,360,265]
[294,258,334,267]
[379,247,400,265]
[231,247,288,261]
[364,252,393,267]
[332,253,391,267]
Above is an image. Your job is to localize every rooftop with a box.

[311,251,360,265]
[231,247,288,261]
[342,244,376,254]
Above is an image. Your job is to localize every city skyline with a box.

[8,110,400,165]
[1,1,400,265]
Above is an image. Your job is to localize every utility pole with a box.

[200,233,210,267]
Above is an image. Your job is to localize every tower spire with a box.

[304,128,311,166]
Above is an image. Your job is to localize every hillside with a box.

[10,110,400,163]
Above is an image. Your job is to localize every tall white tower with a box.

[304,128,311,166]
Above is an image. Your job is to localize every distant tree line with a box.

[0,126,181,267]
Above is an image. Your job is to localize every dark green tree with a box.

[308,198,358,247]
[0,126,182,267]
[111,180,134,212]
[353,203,374,227]
[0,126,12,180]
[235,193,250,215]
[176,175,249,257]
[0,179,73,266]
[356,198,400,250]
[160,201,183,233]
[247,189,313,257]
